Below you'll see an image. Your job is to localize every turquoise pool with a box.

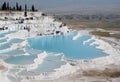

[5,55,37,65]
[0,38,24,52]
[28,31,106,59]
[18,54,65,76]
[0,30,107,75]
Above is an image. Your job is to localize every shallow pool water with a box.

[1,50,25,56]
[0,31,15,38]
[32,54,65,73]
[0,38,7,43]
[5,55,37,65]
[28,31,106,59]
[18,54,65,76]
[0,38,23,50]
[0,30,108,75]
[9,69,20,73]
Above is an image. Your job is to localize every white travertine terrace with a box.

[0,11,120,82]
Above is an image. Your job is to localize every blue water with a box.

[18,70,40,76]
[0,30,107,75]
[0,31,15,37]
[0,31,9,37]
[1,50,25,56]
[24,46,42,55]
[0,42,10,50]
[4,46,41,64]
[9,69,20,73]
[18,54,65,76]
[0,38,23,50]
[0,38,7,43]
[32,54,65,73]
[5,55,37,65]
[28,31,106,59]
[0,31,25,56]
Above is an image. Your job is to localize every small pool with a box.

[28,31,106,59]
[8,69,20,73]
[0,38,7,43]
[0,31,15,38]
[0,38,23,50]
[5,54,37,65]
[31,54,65,73]
[4,46,42,65]
[1,50,25,56]
[18,54,65,76]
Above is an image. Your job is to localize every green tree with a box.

[25,4,27,11]
[19,5,22,11]
[13,6,15,11]
[31,5,35,11]
[16,2,19,10]
[2,2,7,10]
